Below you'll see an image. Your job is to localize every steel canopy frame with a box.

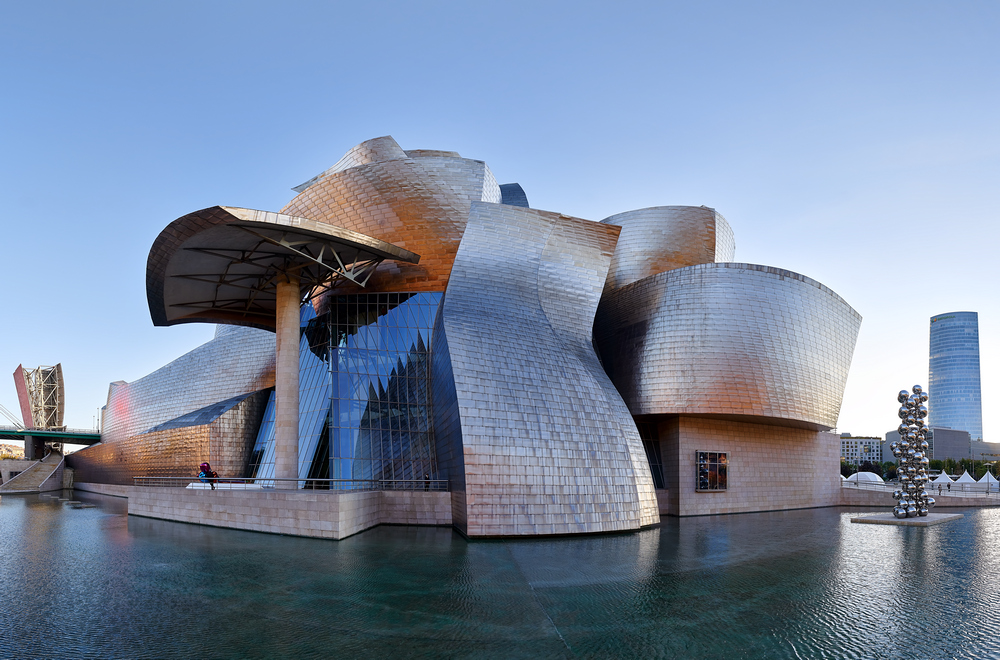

[147,206,421,331]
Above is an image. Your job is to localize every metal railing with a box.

[132,476,448,491]
[843,480,1000,498]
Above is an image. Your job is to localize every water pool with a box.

[1,491,997,658]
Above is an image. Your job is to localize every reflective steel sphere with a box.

[898,390,910,403]
[912,384,923,394]
[894,506,908,519]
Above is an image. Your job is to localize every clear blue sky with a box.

[2,1,998,443]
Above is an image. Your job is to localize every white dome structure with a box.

[846,471,884,483]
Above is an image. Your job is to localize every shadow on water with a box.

[2,495,999,659]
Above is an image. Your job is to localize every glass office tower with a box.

[929,311,984,441]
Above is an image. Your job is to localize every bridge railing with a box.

[132,477,448,491]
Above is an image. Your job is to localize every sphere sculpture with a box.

[889,385,936,518]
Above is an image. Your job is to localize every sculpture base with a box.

[850,512,964,527]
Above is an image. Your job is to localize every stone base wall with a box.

[0,459,34,485]
[128,488,452,540]
[74,482,131,497]
[660,417,841,517]
[655,489,670,514]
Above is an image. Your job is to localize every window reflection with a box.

[248,293,442,485]
[697,451,728,491]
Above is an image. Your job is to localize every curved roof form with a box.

[147,206,420,331]
[979,471,998,484]
[594,262,862,430]
[600,206,735,293]
[280,136,502,295]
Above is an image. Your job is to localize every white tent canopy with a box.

[979,471,999,484]
[931,472,954,485]
[954,470,978,491]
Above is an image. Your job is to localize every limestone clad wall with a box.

[658,417,842,517]
[128,488,452,540]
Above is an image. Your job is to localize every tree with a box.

[929,459,944,472]
[881,462,898,481]
[841,461,854,478]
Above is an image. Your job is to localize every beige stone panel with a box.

[659,416,841,517]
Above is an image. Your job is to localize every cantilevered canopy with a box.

[147,206,420,331]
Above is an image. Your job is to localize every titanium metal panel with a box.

[600,206,734,293]
[433,201,659,537]
[69,389,269,484]
[281,136,501,297]
[594,263,861,431]
[68,325,276,484]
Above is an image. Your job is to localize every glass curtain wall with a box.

[249,293,441,486]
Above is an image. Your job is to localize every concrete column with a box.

[274,276,300,488]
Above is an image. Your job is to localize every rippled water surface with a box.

[2,492,999,659]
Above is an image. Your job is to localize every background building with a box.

[840,434,882,465]
[883,426,972,462]
[929,312,984,441]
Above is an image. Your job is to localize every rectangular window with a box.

[696,451,727,491]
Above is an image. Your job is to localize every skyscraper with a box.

[929,311,984,441]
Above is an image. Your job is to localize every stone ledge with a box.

[850,512,964,527]
[127,487,452,540]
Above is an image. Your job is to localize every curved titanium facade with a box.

[433,201,659,536]
[68,325,276,484]
[281,136,501,296]
[600,206,735,292]
[929,311,984,441]
[594,263,861,431]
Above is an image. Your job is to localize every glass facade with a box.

[249,293,442,484]
[929,312,983,442]
[636,422,664,489]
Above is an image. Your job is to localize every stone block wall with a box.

[128,488,452,540]
[659,416,841,516]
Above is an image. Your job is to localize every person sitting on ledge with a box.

[198,462,218,490]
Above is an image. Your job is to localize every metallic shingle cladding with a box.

[600,206,735,293]
[68,325,277,483]
[69,388,270,484]
[595,262,861,430]
[280,136,501,296]
[433,202,659,536]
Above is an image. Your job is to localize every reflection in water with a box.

[2,495,1000,658]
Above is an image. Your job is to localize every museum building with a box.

[68,136,862,536]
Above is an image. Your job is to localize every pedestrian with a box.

[199,462,218,490]
[424,473,430,491]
